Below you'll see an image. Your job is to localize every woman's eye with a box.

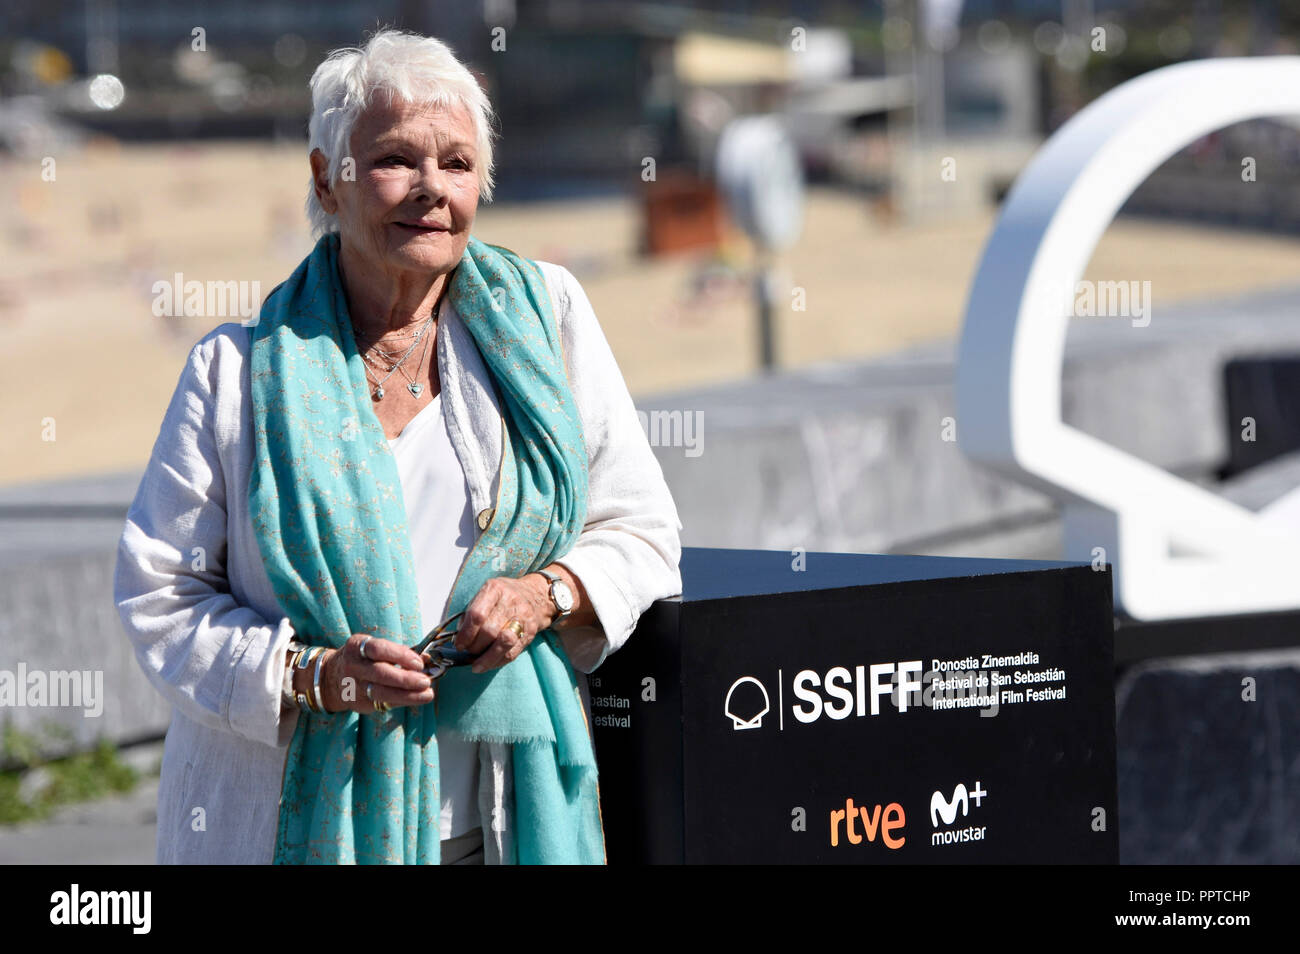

[377,154,470,170]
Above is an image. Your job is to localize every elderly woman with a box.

[114,29,682,865]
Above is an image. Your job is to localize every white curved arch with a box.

[956,56,1300,620]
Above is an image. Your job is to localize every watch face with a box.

[552,580,575,613]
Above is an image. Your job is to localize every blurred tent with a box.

[673,30,793,86]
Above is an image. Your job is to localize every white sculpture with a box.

[956,56,1300,620]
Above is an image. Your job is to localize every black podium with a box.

[590,547,1118,864]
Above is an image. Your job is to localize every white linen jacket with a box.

[113,260,684,864]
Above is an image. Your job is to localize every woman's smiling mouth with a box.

[395,221,449,233]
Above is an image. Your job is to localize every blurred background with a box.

[3,0,1300,864]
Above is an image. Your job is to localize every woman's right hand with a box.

[295,634,434,714]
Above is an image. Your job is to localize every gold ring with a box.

[505,618,525,639]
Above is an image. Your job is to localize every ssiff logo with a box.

[723,661,926,733]
[724,676,770,729]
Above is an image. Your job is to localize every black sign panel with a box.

[591,548,1118,864]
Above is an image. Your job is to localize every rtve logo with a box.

[829,797,906,850]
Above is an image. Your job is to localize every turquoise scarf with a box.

[248,232,604,864]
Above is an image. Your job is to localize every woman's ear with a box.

[310,149,338,215]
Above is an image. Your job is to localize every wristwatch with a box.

[537,568,575,623]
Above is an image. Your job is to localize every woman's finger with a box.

[351,633,424,671]
[365,680,435,713]
[320,636,431,712]
[455,585,505,656]
[359,659,433,692]
[464,613,523,664]
[472,618,533,673]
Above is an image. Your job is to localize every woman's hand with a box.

[305,635,434,714]
[453,575,558,673]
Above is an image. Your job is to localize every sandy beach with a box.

[4,139,1300,489]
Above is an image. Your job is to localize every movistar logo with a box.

[929,781,988,847]
[931,784,969,827]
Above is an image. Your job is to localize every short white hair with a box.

[304,29,497,239]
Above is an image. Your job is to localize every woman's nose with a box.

[410,159,449,203]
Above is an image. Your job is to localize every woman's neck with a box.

[338,242,449,341]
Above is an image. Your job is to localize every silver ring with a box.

[359,635,372,660]
[365,683,375,702]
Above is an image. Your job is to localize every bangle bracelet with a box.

[302,647,322,712]
[296,647,323,713]
[311,648,328,714]
[284,643,312,709]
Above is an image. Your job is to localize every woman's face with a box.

[314,97,481,280]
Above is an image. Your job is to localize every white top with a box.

[387,391,481,840]
[114,260,684,863]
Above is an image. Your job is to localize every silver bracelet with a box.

[311,648,328,714]
[282,640,311,708]
[293,647,323,712]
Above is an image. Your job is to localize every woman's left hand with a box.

[453,575,556,673]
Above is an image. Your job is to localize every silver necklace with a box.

[358,301,439,400]
[392,324,434,397]
[368,323,430,359]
